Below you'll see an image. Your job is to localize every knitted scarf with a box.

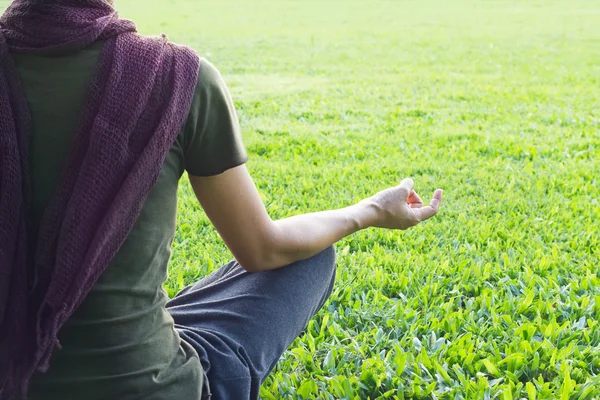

[0,1,200,398]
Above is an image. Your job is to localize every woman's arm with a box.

[190,165,443,272]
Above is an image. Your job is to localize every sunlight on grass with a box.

[124,1,600,398]
[3,0,597,397]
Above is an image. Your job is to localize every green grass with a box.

[6,0,600,398]
[120,1,600,398]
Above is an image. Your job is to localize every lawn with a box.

[115,1,600,398]
[6,0,600,398]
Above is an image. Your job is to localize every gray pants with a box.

[166,246,337,399]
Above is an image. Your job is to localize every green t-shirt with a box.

[12,41,247,400]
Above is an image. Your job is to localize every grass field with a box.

[127,1,599,398]
[5,0,599,398]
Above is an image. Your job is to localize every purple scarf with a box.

[0,1,200,398]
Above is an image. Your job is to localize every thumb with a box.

[398,178,414,200]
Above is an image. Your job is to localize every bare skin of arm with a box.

[190,165,443,272]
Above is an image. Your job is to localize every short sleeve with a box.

[182,59,248,177]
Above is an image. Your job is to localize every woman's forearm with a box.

[257,201,380,270]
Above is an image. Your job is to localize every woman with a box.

[0,0,443,399]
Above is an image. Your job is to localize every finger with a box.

[433,188,443,203]
[408,190,424,208]
[414,189,443,221]
[398,178,414,200]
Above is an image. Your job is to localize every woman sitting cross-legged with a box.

[0,0,443,399]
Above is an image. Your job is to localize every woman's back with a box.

[16,42,204,400]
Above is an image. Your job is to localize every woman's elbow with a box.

[231,251,261,272]
[235,250,274,273]
[235,247,285,273]
[232,226,285,273]
[237,259,263,273]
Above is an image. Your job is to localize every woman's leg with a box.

[167,246,336,399]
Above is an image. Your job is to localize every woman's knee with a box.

[310,246,337,310]
[306,245,337,294]
[321,245,336,261]
[285,245,336,288]
[271,246,337,295]
[313,245,336,276]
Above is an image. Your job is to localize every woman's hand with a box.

[360,178,443,230]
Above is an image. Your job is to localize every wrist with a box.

[352,200,380,230]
